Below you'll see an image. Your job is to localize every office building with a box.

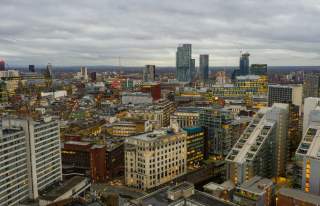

[29,64,35,72]
[183,127,205,168]
[90,72,97,82]
[176,44,192,82]
[126,99,176,128]
[303,73,320,99]
[212,75,268,100]
[268,84,303,108]
[199,54,209,83]
[125,129,187,190]
[226,104,289,184]
[143,65,156,82]
[240,52,250,76]
[111,119,152,137]
[191,58,196,81]
[250,64,267,76]
[199,107,233,156]
[277,188,320,206]
[62,141,106,182]
[0,59,5,71]
[140,82,161,100]
[170,107,200,129]
[233,176,274,206]
[0,116,62,204]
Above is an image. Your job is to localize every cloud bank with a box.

[1,0,320,66]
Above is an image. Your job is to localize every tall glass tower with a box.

[176,44,192,82]
[239,52,250,75]
[199,54,209,82]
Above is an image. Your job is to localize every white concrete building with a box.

[226,104,289,184]
[0,126,29,205]
[125,129,187,190]
[296,97,320,195]
[1,116,62,203]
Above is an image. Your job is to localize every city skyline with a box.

[1,0,320,66]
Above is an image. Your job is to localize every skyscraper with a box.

[303,73,320,99]
[29,64,35,72]
[239,52,250,75]
[143,65,156,82]
[45,63,53,79]
[0,59,5,71]
[199,54,209,82]
[80,66,88,81]
[176,44,192,82]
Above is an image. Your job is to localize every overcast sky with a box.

[1,0,320,67]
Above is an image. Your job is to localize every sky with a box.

[1,0,320,67]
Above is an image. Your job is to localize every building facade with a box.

[226,104,289,184]
[0,116,62,204]
[176,44,192,82]
[125,129,187,190]
[199,107,233,156]
[303,73,320,99]
[143,65,156,82]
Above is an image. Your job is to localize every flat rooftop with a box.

[40,176,88,201]
[296,126,320,159]
[127,129,181,142]
[134,183,236,206]
[238,176,273,195]
[278,188,320,204]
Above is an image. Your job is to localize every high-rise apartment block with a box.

[199,107,233,156]
[239,52,250,76]
[143,65,156,82]
[125,129,187,190]
[176,44,193,82]
[296,97,320,195]
[199,54,209,83]
[226,104,289,184]
[0,116,62,205]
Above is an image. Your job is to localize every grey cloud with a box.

[1,0,320,66]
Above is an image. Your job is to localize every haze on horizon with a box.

[1,0,320,67]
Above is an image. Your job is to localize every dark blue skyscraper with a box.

[176,44,192,82]
[199,54,209,82]
[239,52,250,75]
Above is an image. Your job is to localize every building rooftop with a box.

[296,125,320,159]
[226,109,275,164]
[133,182,236,206]
[278,188,320,204]
[235,75,261,80]
[237,176,273,195]
[40,176,88,201]
[127,129,182,142]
